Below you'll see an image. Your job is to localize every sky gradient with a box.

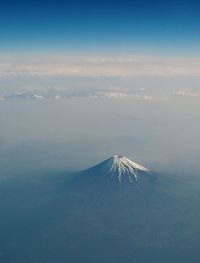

[1,0,200,177]
[1,0,200,55]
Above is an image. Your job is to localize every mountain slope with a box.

[1,156,200,263]
[71,155,155,190]
[86,155,149,182]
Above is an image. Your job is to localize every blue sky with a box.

[1,1,200,170]
[0,0,200,55]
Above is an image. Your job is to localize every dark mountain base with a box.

[0,171,200,263]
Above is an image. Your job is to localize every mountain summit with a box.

[82,155,151,184]
[107,155,148,182]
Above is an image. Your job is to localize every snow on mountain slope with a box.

[83,155,151,184]
[108,155,149,182]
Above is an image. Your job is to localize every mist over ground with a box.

[0,80,200,178]
[1,75,200,263]
[1,0,200,261]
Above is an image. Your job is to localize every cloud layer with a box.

[1,55,200,78]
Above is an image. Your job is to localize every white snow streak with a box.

[108,155,148,183]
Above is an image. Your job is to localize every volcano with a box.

[84,155,150,182]
[1,156,200,263]
[59,156,200,263]
[70,155,155,190]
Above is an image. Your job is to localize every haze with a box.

[1,75,200,178]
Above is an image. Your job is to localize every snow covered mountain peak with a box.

[87,155,150,184]
[108,155,148,182]
[110,155,148,172]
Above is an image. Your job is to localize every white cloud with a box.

[1,92,46,101]
[89,92,128,99]
[173,91,200,97]
[1,55,200,78]
[87,91,153,100]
